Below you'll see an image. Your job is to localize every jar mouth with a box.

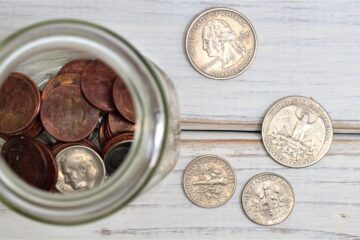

[0,19,168,224]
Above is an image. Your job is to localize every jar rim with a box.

[0,19,169,224]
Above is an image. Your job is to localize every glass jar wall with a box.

[0,20,180,224]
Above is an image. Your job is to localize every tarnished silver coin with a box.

[55,145,105,193]
[103,140,132,176]
[183,155,236,208]
[262,96,333,168]
[186,8,257,79]
[241,173,295,226]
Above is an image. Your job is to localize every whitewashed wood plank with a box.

[0,0,359,132]
[0,131,359,239]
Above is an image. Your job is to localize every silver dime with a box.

[103,140,132,176]
[55,145,105,193]
[183,155,236,208]
[241,173,295,226]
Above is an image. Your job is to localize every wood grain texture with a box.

[0,131,359,240]
[0,0,360,132]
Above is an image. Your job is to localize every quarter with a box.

[185,8,257,79]
[262,96,333,167]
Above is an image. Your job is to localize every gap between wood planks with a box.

[181,119,360,134]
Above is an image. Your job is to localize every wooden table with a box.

[0,1,359,239]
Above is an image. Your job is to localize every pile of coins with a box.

[183,95,332,226]
[0,6,337,226]
[0,59,136,193]
[184,8,334,226]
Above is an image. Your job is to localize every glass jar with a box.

[0,20,180,224]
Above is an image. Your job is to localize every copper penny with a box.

[32,140,58,191]
[108,111,135,137]
[81,60,117,112]
[87,118,102,144]
[42,73,81,100]
[112,77,136,122]
[102,132,134,157]
[98,119,107,148]
[0,72,41,135]
[51,143,71,157]
[51,140,99,157]
[0,133,9,140]
[105,119,112,141]
[79,138,100,153]
[40,84,99,142]
[57,59,91,75]
[104,141,132,176]
[22,117,43,139]
[1,137,48,190]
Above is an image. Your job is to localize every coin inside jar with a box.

[57,58,91,75]
[40,84,99,142]
[31,140,58,191]
[1,137,50,190]
[51,139,99,157]
[103,140,132,176]
[241,173,295,226]
[81,60,117,112]
[102,132,134,157]
[107,111,135,137]
[112,77,136,123]
[0,72,41,135]
[41,73,81,100]
[22,117,43,139]
[55,145,105,193]
[98,119,108,148]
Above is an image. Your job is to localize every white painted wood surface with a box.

[0,0,360,132]
[0,131,359,239]
[0,1,360,239]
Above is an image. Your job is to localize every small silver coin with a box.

[55,145,105,193]
[241,173,295,226]
[103,140,132,176]
[183,155,236,208]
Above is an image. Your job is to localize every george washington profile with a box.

[202,19,246,69]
